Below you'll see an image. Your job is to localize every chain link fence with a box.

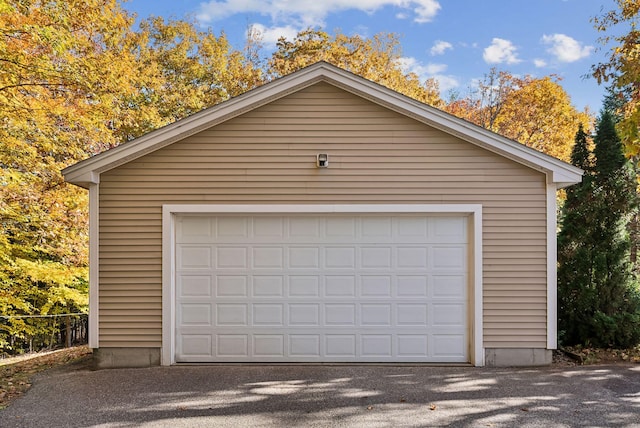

[0,313,88,357]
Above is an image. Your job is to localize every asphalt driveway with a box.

[2,362,639,427]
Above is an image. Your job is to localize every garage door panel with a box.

[216,304,248,326]
[289,247,320,268]
[179,303,211,326]
[289,276,320,296]
[325,247,356,268]
[289,217,320,238]
[252,247,284,269]
[361,276,392,297]
[432,334,467,358]
[325,304,356,325]
[360,247,392,268]
[397,335,428,357]
[178,246,211,269]
[432,245,466,269]
[326,335,356,356]
[361,335,392,356]
[178,217,213,242]
[176,330,468,361]
[216,275,248,296]
[178,275,212,297]
[289,304,320,325]
[175,214,468,363]
[432,303,466,326]
[253,335,284,356]
[326,217,356,238]
[397,247,428,268]
[253,304,284,326]
[397,217,428,239]
[217,334,248,357]
[179,334,213,358]
[432,216,467,240]
[433,275,466,298]
[360,304,392,326]
[325,276,356,296]
[362,217,392,237]
[290,335,320,357]
[252,275,284,296]
[397,276,428,296]
[216,247,247,269]
[217,217,248,238]
[253,217,285,238]
[397,304,428,325]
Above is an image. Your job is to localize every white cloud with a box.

[534,58,547,68]
[430,40,452,56]
[397,57,459,92]
[197,0,441,27]
[434,75,459,92]
[541,33,593,63]
[249,23,300,47]
[483,38,521,64]
[411,0,441,23]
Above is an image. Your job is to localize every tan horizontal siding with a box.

[483,334,547,343]
[101,310,161,318]
[105,168,534,178]
[98,81,548,350]
[100,179,544,189]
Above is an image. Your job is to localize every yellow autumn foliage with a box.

[445,69,593,162]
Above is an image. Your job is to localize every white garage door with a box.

[175,214,468,363]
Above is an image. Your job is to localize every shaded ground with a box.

[0,346,92,409]
[1,350,639,427]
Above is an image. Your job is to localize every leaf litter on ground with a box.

[0,346,92,409]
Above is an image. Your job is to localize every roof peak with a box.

[63,61,582,188]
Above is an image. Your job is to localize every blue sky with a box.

[122,0,614,112]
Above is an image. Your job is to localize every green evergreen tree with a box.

[558,114,640,348]
[602,86,630,123]
[558,125,597,344]
[599,94,640,273]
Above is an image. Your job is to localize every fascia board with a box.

[320,69,584,186]
[62,64,332,185]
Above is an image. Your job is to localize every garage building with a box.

[63,62,582,367]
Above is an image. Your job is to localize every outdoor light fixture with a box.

[316,153,329,168]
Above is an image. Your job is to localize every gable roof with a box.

[63,61,583,189]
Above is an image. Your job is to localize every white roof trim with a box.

[63,62,583,188]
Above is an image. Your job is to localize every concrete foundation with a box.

[484,348,553,367]
[93,348,161,369]
[92,347,551,368]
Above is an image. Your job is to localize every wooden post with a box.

[66,316,71,348]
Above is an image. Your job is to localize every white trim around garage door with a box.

[162,204,484,366]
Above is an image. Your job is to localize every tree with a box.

[267,29,443,107]
[449,68,514,130]
[0,0,132,353]
[557,113,640,348]
[120,17,264,141]
[445,70,592,162]
[558,125,597,344]
[495,77,593,162]
[592,0,640,156]
[0,0,262,354]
